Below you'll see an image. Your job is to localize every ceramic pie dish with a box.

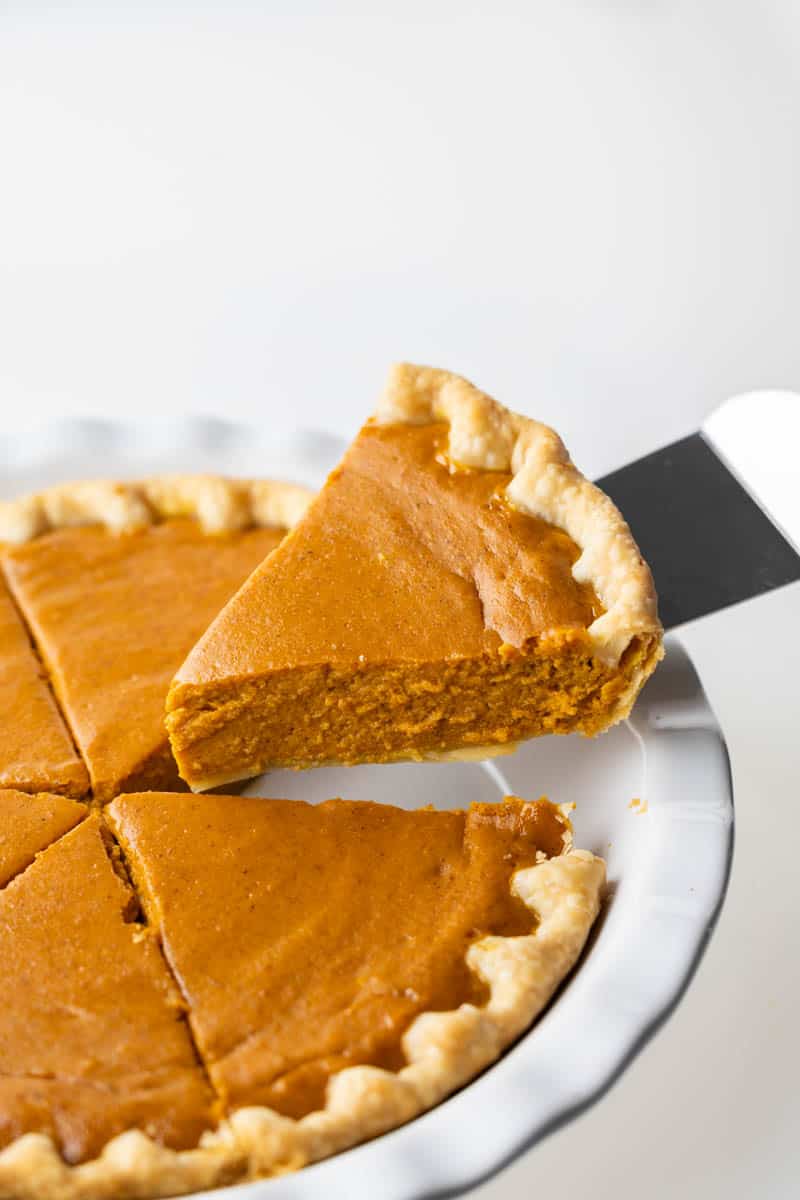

[0,414,732,1200]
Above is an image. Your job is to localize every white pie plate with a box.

[0,419,734,1200]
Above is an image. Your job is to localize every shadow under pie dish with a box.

[0,789,604,1199]
[0,475,312,802]
[166,363,663,791]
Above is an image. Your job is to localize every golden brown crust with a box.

[0,848,604,1199]
[376,363,662,665]
[0,476,313,544]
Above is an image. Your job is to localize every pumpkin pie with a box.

[0,476,311,801]
[167,364,663,791]
[0,577,88,797]
[0,790,604,1197]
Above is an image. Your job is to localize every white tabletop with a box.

[1,3,798,1197]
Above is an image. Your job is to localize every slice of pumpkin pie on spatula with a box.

[166,365,662,791]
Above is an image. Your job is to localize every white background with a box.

[1,3,798,1198]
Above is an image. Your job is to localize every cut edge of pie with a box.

[0,796,604,1200]
[0,788,88,889]
[0,577,89,798]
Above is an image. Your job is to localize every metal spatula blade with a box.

[595,391,800,630]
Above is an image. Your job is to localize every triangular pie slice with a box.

[106,790,604,1185]
[167,365,663,791]
[0,475,311,801]
[0,789,86,888]
[0,576,87,797]
[0,811,215,1173]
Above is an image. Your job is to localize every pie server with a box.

[596,390,800,629]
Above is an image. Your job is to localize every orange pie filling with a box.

[0,578,88,798]
[167,636,658,788]
[0,789,86,888]
[0,803,215,1164]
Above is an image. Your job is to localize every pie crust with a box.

[377,363,660,665]
[0,823,603,1199]
[0,475,313,545]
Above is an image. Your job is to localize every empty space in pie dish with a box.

[241,715,644,876]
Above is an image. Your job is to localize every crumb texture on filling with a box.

[168,635,659,789]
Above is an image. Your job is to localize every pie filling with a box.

[0,805,216,1165]
[0,789,86,889]
[0,790,588,1170]
[167,634,660,789]
[0,578,88,798]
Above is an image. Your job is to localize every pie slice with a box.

[167,365,663,790]
[0,812,215,1175]
[0,576,88,797]
[107,790,603,1188]
[0,789,86,888]
[0,790,603,1197]
[0,476,311,802]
